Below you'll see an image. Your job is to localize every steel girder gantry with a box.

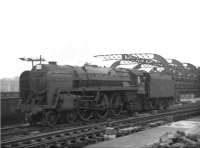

[94,53,170,73]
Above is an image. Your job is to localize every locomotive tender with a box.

[19,53,200,125]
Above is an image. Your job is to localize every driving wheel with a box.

[95,93,109,120]
[110,93,123,116]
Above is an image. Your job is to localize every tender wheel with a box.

[159,100,168,111]
[95,93,109,120]
[159,103,164,111]
[110,93,123,116]
[44,110,58,126]
[127,100,134,115]
[144,100,154,111]
[66,110,77,124]
[163,99,170,110]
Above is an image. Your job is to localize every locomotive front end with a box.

[19,64,49,124]
[19,63,77,125]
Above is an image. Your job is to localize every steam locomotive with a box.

[19,53,200,125]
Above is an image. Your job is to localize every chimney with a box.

[49,61,57,65]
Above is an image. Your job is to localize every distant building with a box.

[0,77,19,92]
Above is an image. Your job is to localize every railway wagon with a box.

[168,60,200,98]
[1,93,24,126]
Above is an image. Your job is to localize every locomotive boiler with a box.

[19,53,199,126]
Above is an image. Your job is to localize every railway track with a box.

[2,105,200,148]
[2,101,199,138]
[1,112,149,140]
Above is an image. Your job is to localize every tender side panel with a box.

[149,73,174,98]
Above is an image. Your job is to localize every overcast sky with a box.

[0,0,200,78]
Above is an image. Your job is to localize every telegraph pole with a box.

[19,55,45,68]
